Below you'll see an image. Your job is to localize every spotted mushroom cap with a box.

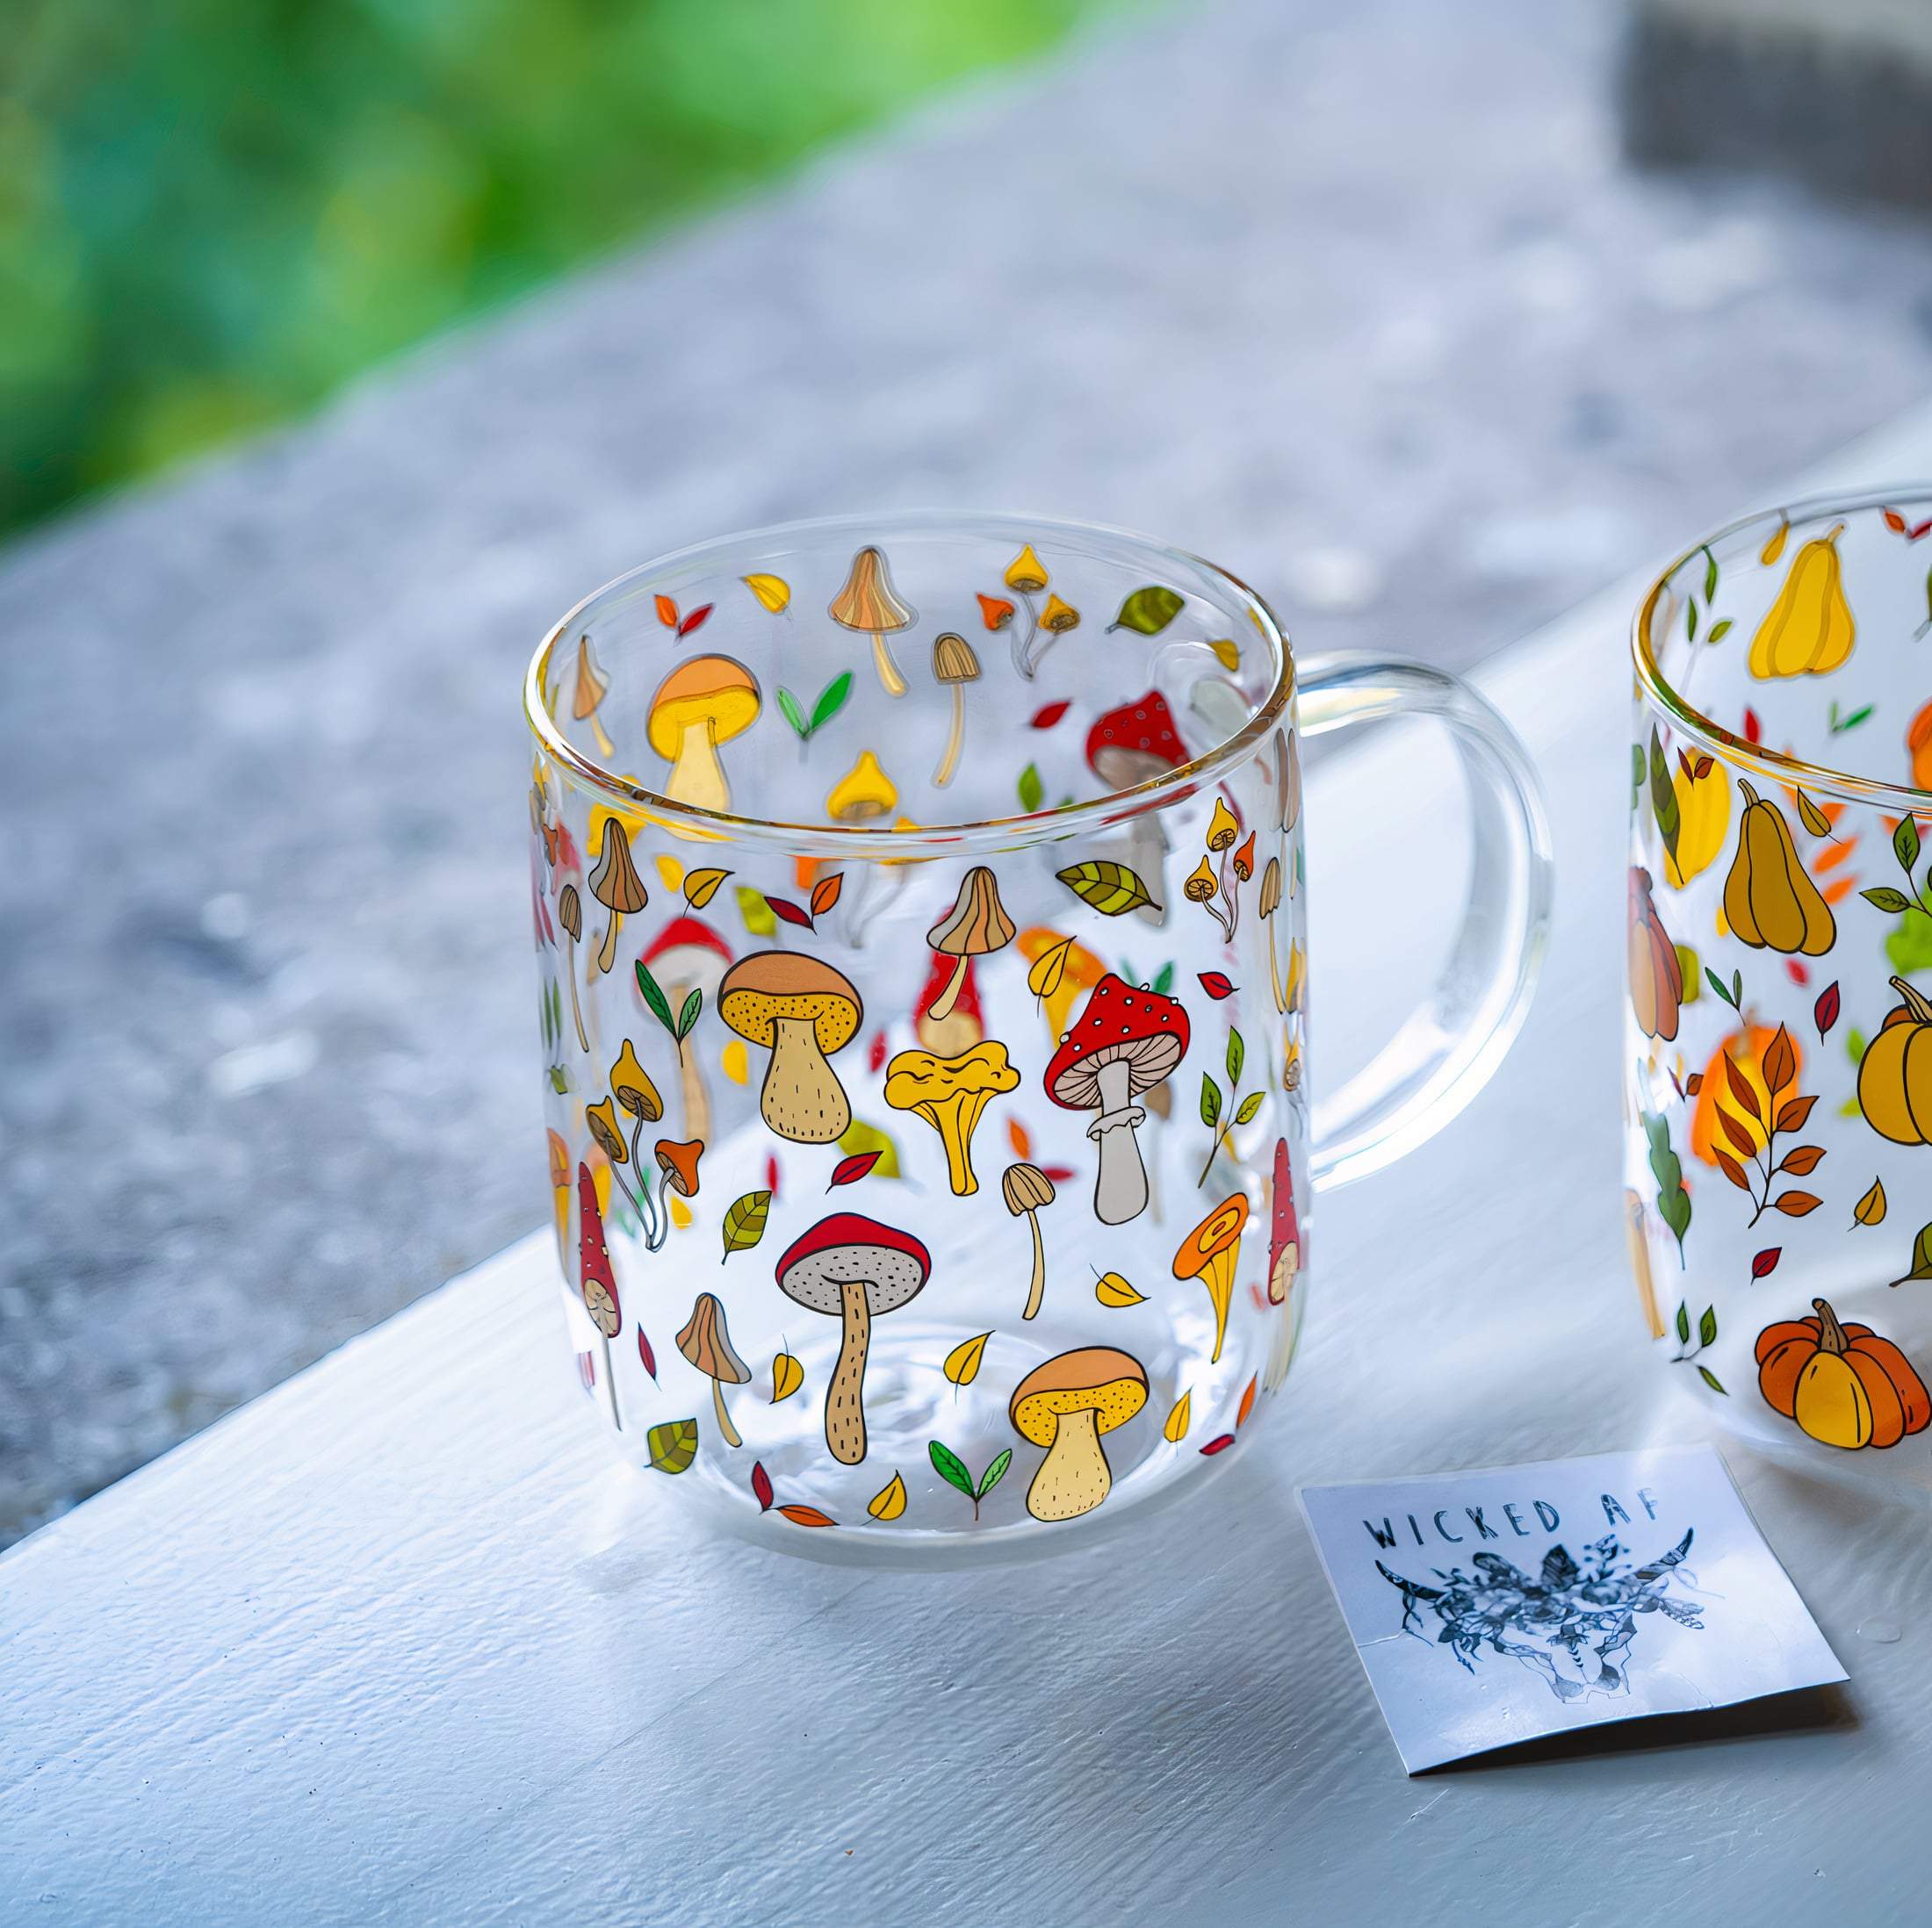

[717,952,862,1053]
[1009,1347,1148,1444]
[1042,975,1190,1109]
[775,1212,932,1318]
[1085,690,1187,788]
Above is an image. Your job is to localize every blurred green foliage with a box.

[2,0,1109,538]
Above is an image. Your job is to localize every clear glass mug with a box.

[524,512,1550,1563]
[1628,487,1932,1506]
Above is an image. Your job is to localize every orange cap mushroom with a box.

[1009,1347,1147,1522]
[1173,1194,1249,1363]
[717,952,862,1144]
[648,655,761,815]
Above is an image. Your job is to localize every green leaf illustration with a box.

[1702,547,1719,601]
[1892,1220,1932,1286]
[1200,1074,1222,1127]
[1675,1300,1690,1345]
[1648,726,1680,863]
[976,1447,1013,1499]
[1056,860,1160,917]
[646,1419,699,1474]
[1697,1365,1727,1396]
[1629,743,1644,813]
[1646,1111,1692,1262]
[1108,585,1185,637]
[1698,1305,1718,1349]
[1234,1091,1264,1126]
[811,671,854,731]
[720,1190,771,1262]
[678,988,703,1038]
[1226,1028,1244,1085]
[1864,887,1914,915]
[1899,817,1923,876]
[634,960,676,1037]
[1707,619,1733,644]
[928,1440,976,1499]
[1686,599,1698,642]
[1018,762,1044,813]
[1703,968,1735,1009]
[776,686,809,740]
[1152,961,1174,995]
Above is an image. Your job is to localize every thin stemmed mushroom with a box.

[1260,856,1286,1012]
[1009,1348,1147,1522]
[926,866,1014,1023]
[1044,975,1190,1227]
[586,1094,652,1238]
[576,1162,624,1429]
[638,916,732,1140]
[775,1212,931,1465]
[930,632,982,788]
[717,952,862,1143]
[650,1137,703,1252]
[825,752,902,947]
[1086,692,1188,926]
[556,884,590,1050]
[1002,1162,1057,1320]
[829,546,915,699]
[676,1291,749,1447]
[884,1041,1020,1197]
[1173,1193,1249,1364]
[588,820,648,973]
[609,1040,665,1241]
[648,656,761,814]
[572,634,616,759]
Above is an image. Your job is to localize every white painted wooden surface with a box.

[9,416,1932,1925]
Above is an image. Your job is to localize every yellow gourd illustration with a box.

[1663,757,1730,887]
[1748,523,1853,679]
[1722,781,1835,955]
[1856,976,1932,1146]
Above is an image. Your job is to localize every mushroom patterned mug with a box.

[526,513,1551,1563]
[1628,487,1932,1506]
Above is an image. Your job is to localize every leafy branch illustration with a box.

[1707,1023,1822,1227]
[760,871,843,934]
[635,959,703,1062]
[1640,1108,1690,1264]
[928,1440,1011,1522]
[775,672,854,752]
[1198,1027,1262,1186]
[1860,813,1932,924]
[1669,1299,1727,1395]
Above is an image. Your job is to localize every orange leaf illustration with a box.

[1007,1118,1032,1160]
[778,1504,838,1528]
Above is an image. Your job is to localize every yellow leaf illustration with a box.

[1163,1391,1192,1442]
[655,854,685,894]
[1027,933,1076,1003]
[669,1196,692,1231]
[1794,790,1832,840]
[1208,638,1240,672]
[743,572,791,614]
[721,1040,749,1086]
[1761,518,1788,566]
[943,1331,992,1387]
[771,1351,804,1403]
[1854,1177,1887,1227]
[1094,1271,1146,1307]
[867,1471,907,1521]
[683,867,732,910]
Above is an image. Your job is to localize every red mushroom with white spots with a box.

[639,914,733,1140]
[1043,975,1190,1227]
[1086,691,1188,925]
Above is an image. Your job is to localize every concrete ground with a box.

[5,0,1932,1544]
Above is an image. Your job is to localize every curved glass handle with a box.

[1297,652,1554,1193]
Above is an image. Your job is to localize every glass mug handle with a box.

[1294,652,1554,1192]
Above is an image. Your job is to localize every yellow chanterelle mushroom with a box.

[883,1040,1019,1197]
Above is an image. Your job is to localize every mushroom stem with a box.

[1267,921,1287,1015]
[927,953,970,1024]
[599,1332,621,1431]
[710,1373,741,1450]
[1021,1209,1047,1321]
[589,712,616,759]
[934,685,966,788]
[565,943,590,1051]
[667,720,730,814]
[1127,818,1168,926]
[764,1016,851,1144]
[595,910,622,974]
[1012,594,1040,679]
[826,1277,872,1465]
[871,631,908,699]
[1089,1056,1150,1227]
[1203,1255,1234,1363]
[1027,1406,1110,1522]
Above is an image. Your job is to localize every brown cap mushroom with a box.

[572,635,616,759]
[931,632,983,788]
[883,1041,1020,1197]
[1009,1347,1148,1522]
[1259,856,1288,1011]
[1043,975,1190,1227]
[1001,1162,1056,1320]
[647,656,761,815]
[555,884,590,1050]
[829,545,915,698]
[717,951,862,1144]
[676,1291,749,1448]
[925,866,1015,1023]
[1172,1193,1249,1364]
[588,820,648,974]
[775,1212,931,1464]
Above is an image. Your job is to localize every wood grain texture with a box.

[7,414,1932,1926]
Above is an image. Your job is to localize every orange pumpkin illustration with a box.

[1690,1022,1800,1167]
[1627,867,1683,1041]
[1910,700,1932,791]
[1856,975,1932,1146]
[1755,1298,1931,1450]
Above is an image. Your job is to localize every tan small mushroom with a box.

[556,883,589,1049]
[925,866,1015,1023]
[1259,856,1287,1012]
[717,952,863,1143]
[930,632,982,788]
[830,546,915,698]
[572,634,616,758]
[1010,1348,1148,1522]
[1001,1162,1056,1320]
[647,656,761,815]
[588,820,648,974]
[676,1291,750,1447]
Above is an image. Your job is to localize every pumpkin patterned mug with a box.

[1629,488,1932,1501]
[526,513,1550,1562]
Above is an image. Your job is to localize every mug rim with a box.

[523,507,1295,857]
[1632,483,1932,813]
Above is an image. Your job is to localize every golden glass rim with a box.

[1632,483,1932,814]
[523,507,1296,857]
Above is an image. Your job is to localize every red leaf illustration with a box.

[810,873,844,918]
[1742,707,1763,745]
[677,602,713,637]
[638,1328,657,1381]
[1785,960,1808,985]
[752,1462,774,1512]
[1751,1248,1782,1279]
[869,1031,888,1073]
[778,1504,837,1528]
[765,1154,780,1197]
[1030,701,1071,729]
[766,896,813,928]
[1814,982,1840,1039]
[1199,1433,1236,1456]
[828,1151,882,1190]
[1911,519,1932,541]
[1041,1165,1077,1184]
[654,594,678,629]
[1197,972,1236,1000]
